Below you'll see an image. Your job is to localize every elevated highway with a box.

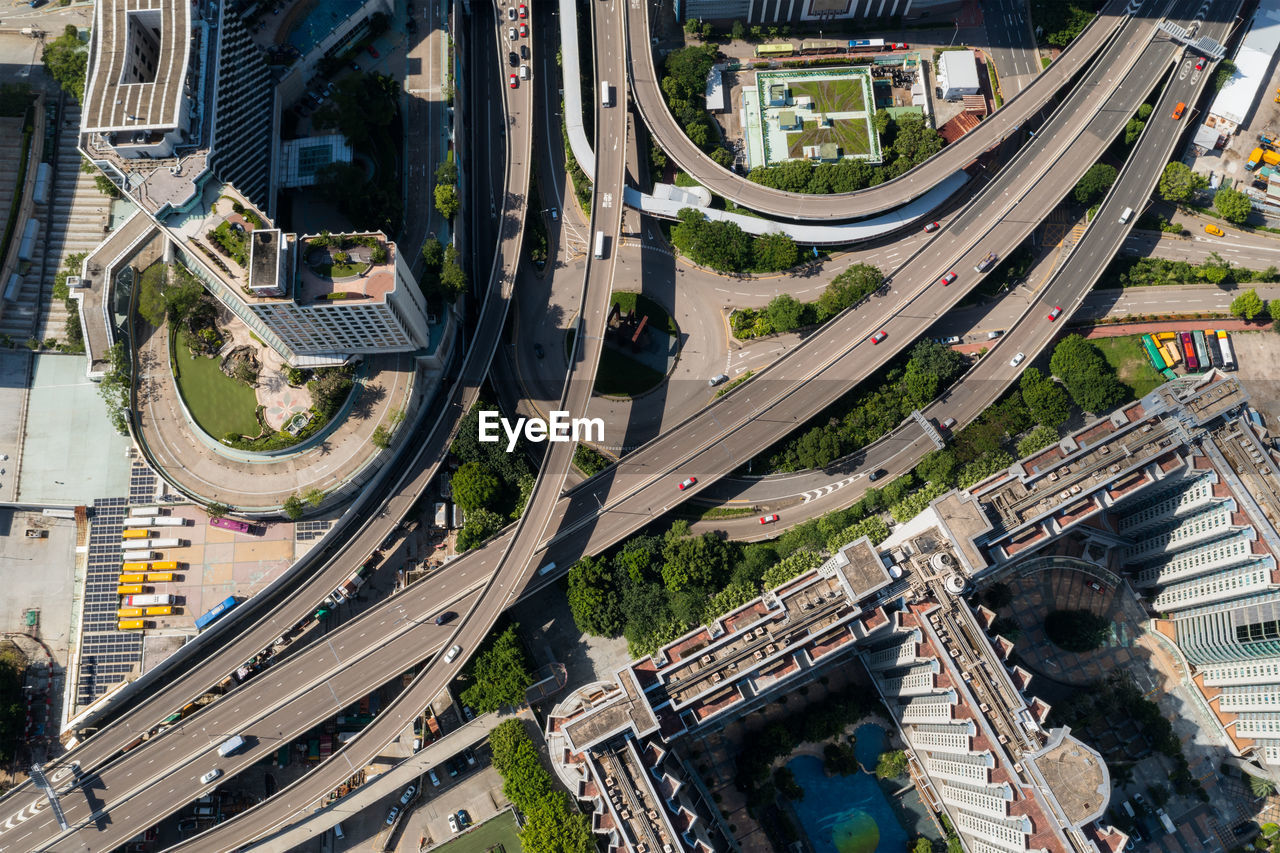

[626,0,1142,220]
[1,0,1225,848]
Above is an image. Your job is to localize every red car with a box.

[518,3,527,17]
[759,514,779,524]
[1047,305,1063,321]
[871,330,888,344]
[509,74,518,88]
[939,271,957,286]
[923,221,940,233]
[367,44,380,58]
[519,22,528,37]
[678,477,697,490]
[889,42,909,49]
[1194,57,1206,71]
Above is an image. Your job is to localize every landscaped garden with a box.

[304,232,384,280]
[171,328,261,439]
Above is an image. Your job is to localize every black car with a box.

[446,757,460,776]
[868,469,883,482]
[520,44,529,59]
[434,611,456,626]
[509,51,518,67]
[533,343,545,359]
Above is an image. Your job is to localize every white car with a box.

[507,26,516,40]
[448,813,460,833]
[444,644,461,662]
[1009,352,1025,367]
[200,769,222,784]
[400,784,416,805]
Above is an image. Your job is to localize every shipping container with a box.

[125,516,186,527]
[144,572,175,583]
[130,507,164,517]
[122,550,156,561]
[144,606,173,616]
[123,594,173,607]
[117,584,145,595]
[118,619,146,631]
[117,607,144,618]
[121,529,151,540]
[195,596,238,631]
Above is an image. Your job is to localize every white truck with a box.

[601,80,612,107]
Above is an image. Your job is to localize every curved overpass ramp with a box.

[627,0,1133,221]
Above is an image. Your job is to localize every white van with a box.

[601,80,612,107]
[519,64,529,80]
[217,734,246,757]
[594,231,605,259]
[1118,206,1133,224]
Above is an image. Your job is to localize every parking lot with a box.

[390,740,509,852]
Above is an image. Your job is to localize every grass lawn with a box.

[432,810,521,853]
[789,77,866,113]
[309,260,370,279]
[786,116,874,160]
[171,329,261,438]
[1091,335,1166,399]
[611,291,678,335]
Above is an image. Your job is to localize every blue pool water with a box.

[786,753,909,853]
[853,723,887,770]
[287,0,370,56]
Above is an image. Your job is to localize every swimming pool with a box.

[287,0,369,56]
[854,722,888,771]
[786,753,909,853]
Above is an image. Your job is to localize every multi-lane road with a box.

[3,0,1246,847]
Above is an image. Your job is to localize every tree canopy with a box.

[488,720,594,853]
[670,208,753,272]
[1073,163,1117,206]
[753,232,799,272]
[451,461,502,514]
[460,625,533,712]
[1157,161,1207,203]
[1231,288,1266,320]
[1019,368,1072,427]
[566,555,624,636]
[1214,187,1252,225]
[1045,609,1112,652]
[1049,335,1127,413]
[42,26,86,102]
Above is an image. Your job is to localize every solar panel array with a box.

[127,461,159,504]
[75,498,142,711]
[295,519,332,542]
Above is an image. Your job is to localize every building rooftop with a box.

[1025,730,1110,827]
[84,0,191,132]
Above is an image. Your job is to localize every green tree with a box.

[1157,161,1206,203]
[1049,335,1127,413]
[519,794,596,853]
[730,20,746,40]
[1019,368,1072,427]
[915,448,958,487]
[206,502,230,521]
[818,263,882,317]
[913,838,933,853]
[874,749,909,779]
[433,183,460,220]
[753,232,798,272]
[304,488,325,507]
[98,341,131,434]
[421,237,444,269]
[1137,103,1153,120]
[460,625,533,712]
[710,146,735,168]
[457,507,504,550]
[660,522,734,593]
[282,494,305,520]
[42,26,87,102]
[1123,117,1145,147]
[452,461,502,513]
[1250,773,1277,799]
[566,555,624,636]
[1073,163,1117,205]
[371,424,391,449]
[1231,288,1266,320]
[669,208,752,272]
[765,294,805,333]
[1215,186,1252,224]
[1044,609,1112,652]
[439,243,468,300]
[1017,424,1061,456]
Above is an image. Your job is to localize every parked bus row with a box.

[755,38,910,57]
[1140,330,1235,377]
